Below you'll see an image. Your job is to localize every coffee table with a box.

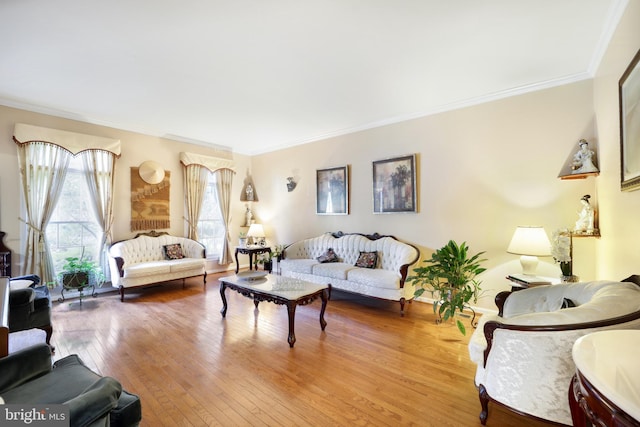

[219,273,330,347]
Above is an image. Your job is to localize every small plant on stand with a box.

[58,256,104,303]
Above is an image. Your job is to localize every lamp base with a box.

[520,255,539,275]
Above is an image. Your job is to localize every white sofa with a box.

[280,232,420,314]
[108,232,207,301]
[468,279,640,425]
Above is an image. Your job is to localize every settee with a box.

[280,232,420,314]
[108,231,207,301]
[468,279,640,425]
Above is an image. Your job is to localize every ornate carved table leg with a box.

[220,282,228,317]
[319,286,329,330]
[286,301,297,348]
[234,249,240,274]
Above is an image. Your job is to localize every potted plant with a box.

[256,245,286,273]
[238,231,248,247]
[59,256,105,289]
[408,240,487,335]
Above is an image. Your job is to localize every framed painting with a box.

[620,48,640,191]
[372,154,417,213]
[316,166,349,215]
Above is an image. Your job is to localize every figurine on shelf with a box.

[244,205,254,227]
[571,140,598,174]
[245,183,254,201]
[575,194,595,233]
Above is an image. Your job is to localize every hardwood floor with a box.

[50,273,555,426]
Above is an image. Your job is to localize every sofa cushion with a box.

[312,262,355,280]
[355,251,378,268]
[348,268,400,290]
[279,259,318,274]
[124,261,171,278]
[163,243,184,260]
[169,258,205,273]
[316,248,339,263]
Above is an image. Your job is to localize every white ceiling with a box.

[0,0,626,155]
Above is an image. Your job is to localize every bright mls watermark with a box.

[1,405,69,426]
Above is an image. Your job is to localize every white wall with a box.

[594,0,640,280]
[251,80,598,310]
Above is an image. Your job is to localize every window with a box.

[46,156,102,276]
[197,172,225,258]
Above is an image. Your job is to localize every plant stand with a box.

[433,299,478,329]
[58,283,97,304]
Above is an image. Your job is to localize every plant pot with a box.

[62,272,89,289]
[239,237,247,247]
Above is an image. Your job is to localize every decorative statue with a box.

[572,140,598,174]
[245,183,254,201]
[245,205,253,227]
[575,194,595,232]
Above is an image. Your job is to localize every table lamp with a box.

[247,224,266,246]
[507,226,551,275]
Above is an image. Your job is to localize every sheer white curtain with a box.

[216,168,234,265]
[80,149,117,277]
[182,163,209,240]
[16,141,72,282]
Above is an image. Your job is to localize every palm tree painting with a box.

[373,155,416,213]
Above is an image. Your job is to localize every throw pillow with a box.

[355,251,378,269]
[163,243,185,260]
[317,248,339,263]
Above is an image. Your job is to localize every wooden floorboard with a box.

[48,273,556,426]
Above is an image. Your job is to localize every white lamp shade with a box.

[246,224,265,238]
[507,226,551,256]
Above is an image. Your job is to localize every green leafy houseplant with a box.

[256,245,286,270]
[409,240,487,335]
[59,256,105,289]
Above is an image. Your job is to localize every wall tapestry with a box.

[131,167,171,231]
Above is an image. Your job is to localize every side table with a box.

[570,330,640,426]
[235,246,271,273]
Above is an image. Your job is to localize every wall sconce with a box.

[507,226,551,275]
[286,177,297,192]
[247,223,266,246]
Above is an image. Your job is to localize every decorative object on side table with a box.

[247,223,266,246]
[507,226,551,276]
[238,231,248,247]
[551,228,578,283]
[256,244,285,274]
[408,240,486,335]
[58,256,104,303]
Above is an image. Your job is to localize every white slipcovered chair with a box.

[468,278,640,425]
